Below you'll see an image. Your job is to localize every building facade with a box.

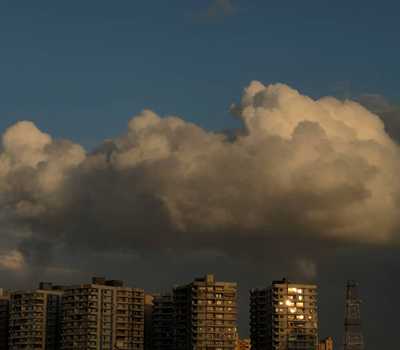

[174,274,237,350]
[235,337,251,350]
[0,288,10,350]
[8,283,64,350]
[61,277,144,350]
[250,278,318,350]
[151,294,174,350]
[319,336,333,350]
[144,294,154,350]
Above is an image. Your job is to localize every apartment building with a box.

[151,293,174,350]
[61,277,144,350]
[8,282,64,350]
[250,278,318,350]
[319,336,333,350]
[235,337,251,350]
[174,274,237,350]
[144,294,154,350]
[0,288,10,350]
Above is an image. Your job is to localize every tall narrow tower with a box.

[343,281,364,350]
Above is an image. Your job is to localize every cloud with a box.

[1,81,400,271]
[0,250,25,271]
[200,0,236,19]
[356,94,400,143]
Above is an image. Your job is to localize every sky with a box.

[1,0,399,147]
[0,1,400,349]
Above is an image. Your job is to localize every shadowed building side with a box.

[152,293,174,350]
[144,294,154,350]
[0,289,10,350]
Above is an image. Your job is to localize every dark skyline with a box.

[0,2,399,349]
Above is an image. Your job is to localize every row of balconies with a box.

[9,330,43,339]
[190,340,236,346]
[65,288,143,294]
[63,335,143,340]
[9,337,43,343]
[192,308,236,313]
[193,295,235,300]
[192,329,236,335]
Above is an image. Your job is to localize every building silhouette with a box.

[150,293,174,350]
[0,289,10,350]
[250,278,318,350]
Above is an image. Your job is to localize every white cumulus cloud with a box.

[0,81,399,273]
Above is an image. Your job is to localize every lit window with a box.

[285,300,294,307]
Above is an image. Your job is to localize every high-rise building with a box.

[9,282,64,350]
[151,293,174,350]
[174,274,237,350]
[0,288,10,350]
[61,277,144,350]
[250,278,318,350]
[235,337,251,350]
[319,336,333,350]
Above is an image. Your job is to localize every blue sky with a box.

[0,0,399,148]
